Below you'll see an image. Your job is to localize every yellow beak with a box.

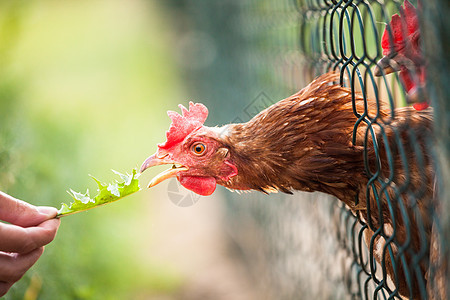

[140,153,188,188]
[374,54,400,76]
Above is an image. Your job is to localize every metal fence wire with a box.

[167,0,448,299]
[294,1,447,299]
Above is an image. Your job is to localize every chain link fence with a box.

[166,0,448,299]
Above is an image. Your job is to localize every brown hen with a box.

[141,71,434,299]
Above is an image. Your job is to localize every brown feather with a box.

[217,71,434,299]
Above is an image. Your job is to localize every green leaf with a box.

[57,169,141,217]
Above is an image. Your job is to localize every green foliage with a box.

[0,0,186,299]
[57,169,140,217]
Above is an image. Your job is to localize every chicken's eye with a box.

[192,143,206,155]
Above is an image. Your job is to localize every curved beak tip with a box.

[139,162,149,174]
[147,177,161,189]
[139,154,158,174]
[375,55,400,76]
[139,153,188,189]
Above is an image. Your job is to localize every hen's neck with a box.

[213,71,390,207]
[218,96,366,204]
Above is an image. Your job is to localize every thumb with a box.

[0,191,57,227]
[37,206,59,219]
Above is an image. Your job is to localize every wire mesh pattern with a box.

[167,0,447,299]
[296,1,442,299]
[235,0,444,299]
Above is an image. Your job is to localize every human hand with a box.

[0,191,60,297]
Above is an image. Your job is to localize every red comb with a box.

[381,0,418,55]
[158,102,208,150]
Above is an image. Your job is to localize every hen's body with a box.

[223,73,433,204]
[222,72,434,298]
[141,71,434,299]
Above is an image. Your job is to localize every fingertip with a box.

[41,217,61,230]
[36,246,45,256]
[37,206,58,219]
[51,218,61,231]
[28,246,45,259]
[40,218,61,241]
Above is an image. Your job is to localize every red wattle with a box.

[413,102,429,111]
[399,70,414,92]
[179,176,217,196]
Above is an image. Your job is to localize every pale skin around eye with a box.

[0,191,60,297]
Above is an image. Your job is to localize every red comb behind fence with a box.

[158,102,208,150]
[381,0,418,55]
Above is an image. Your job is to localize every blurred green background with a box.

[0,0,192,298]
[1,0,429,299]
[2,0,331,299]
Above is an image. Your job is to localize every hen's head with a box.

[376,0,428,110]
[140,102,237,196]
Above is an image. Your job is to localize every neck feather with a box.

[216,74,381,203]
